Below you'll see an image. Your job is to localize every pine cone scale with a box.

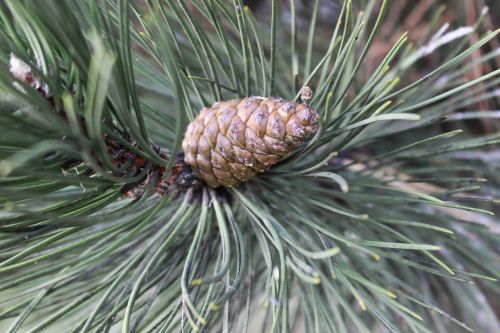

[182,97,318,187]
[246,106,268,137]
[236,99,259,123]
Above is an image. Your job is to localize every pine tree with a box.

[0,1,499,332]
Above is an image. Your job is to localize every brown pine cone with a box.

[182,97,319,187]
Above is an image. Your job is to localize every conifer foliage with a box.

[0,1,499,332]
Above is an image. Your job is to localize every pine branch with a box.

[0,1,499,332]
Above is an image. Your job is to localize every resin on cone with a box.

[182,96,319,187]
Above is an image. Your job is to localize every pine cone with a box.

[182,97,319,187]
